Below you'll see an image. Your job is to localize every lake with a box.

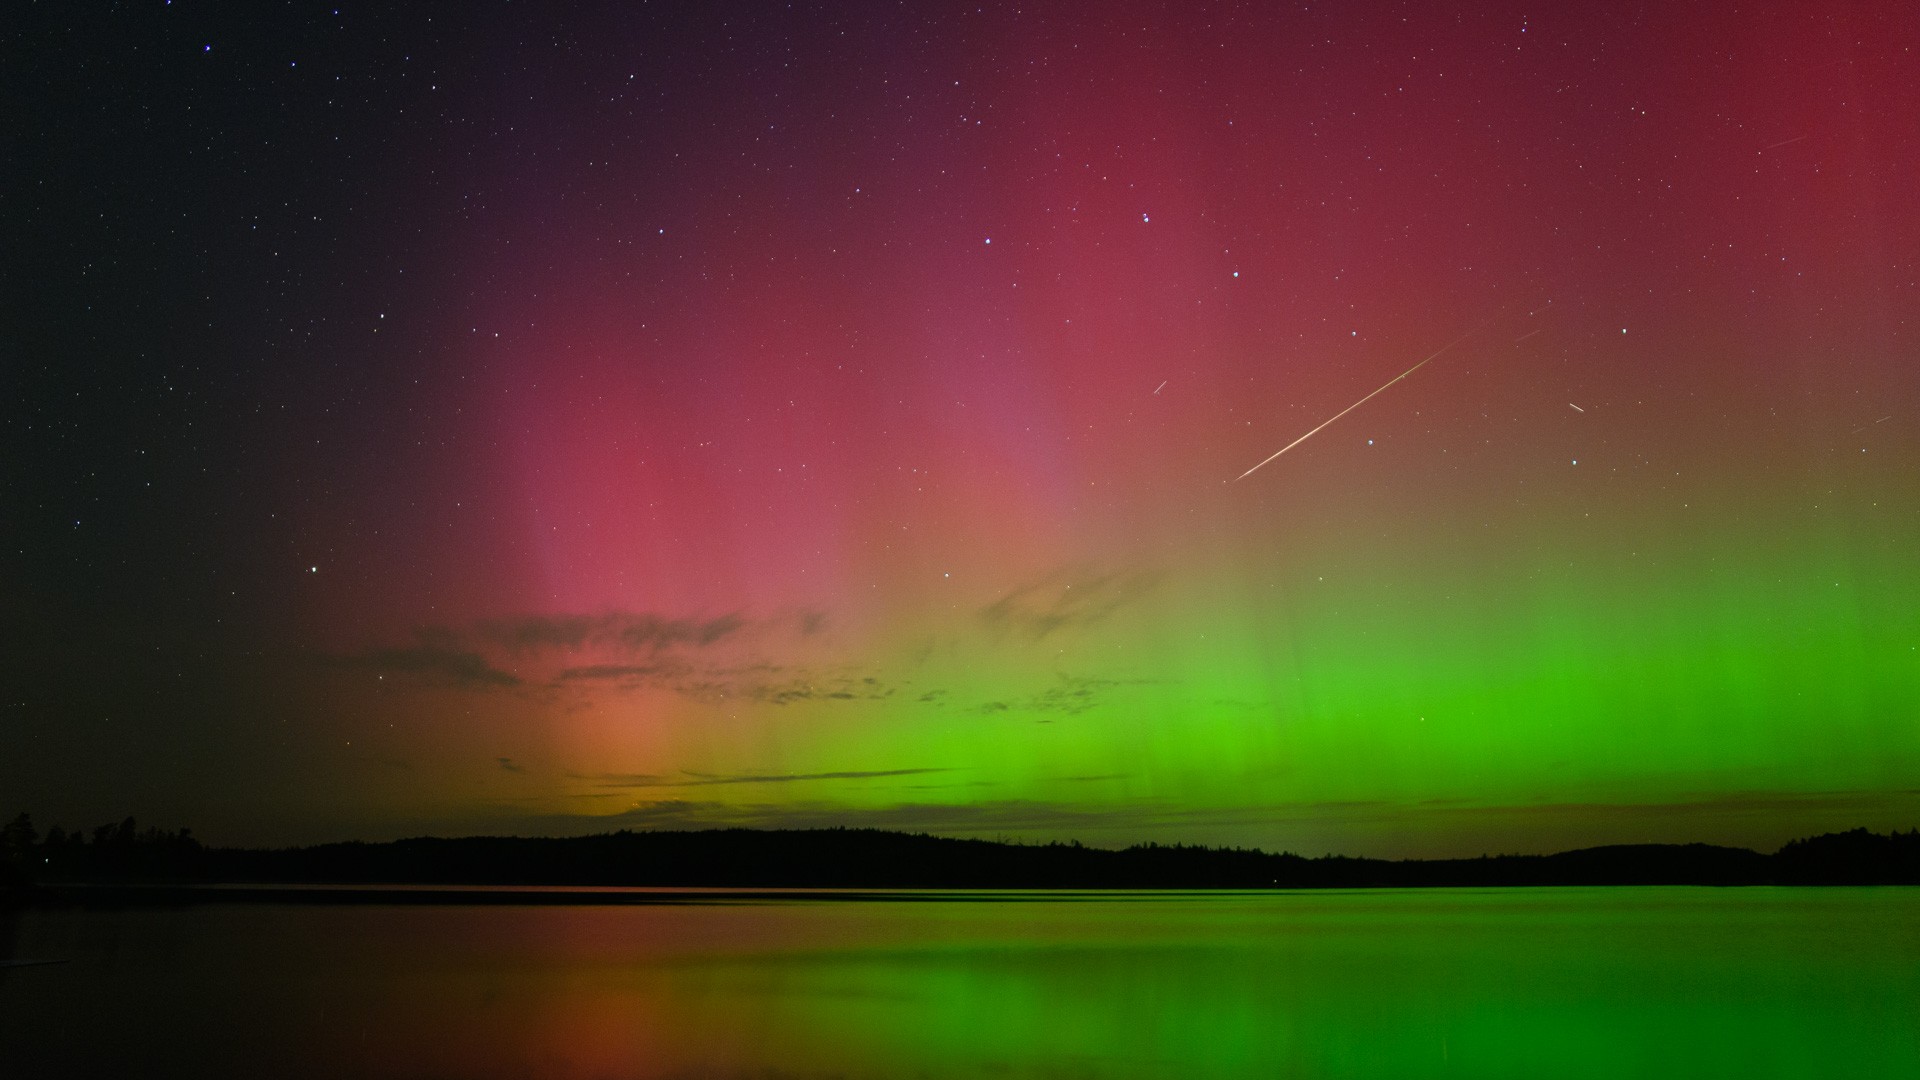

[5,887,1916,1078]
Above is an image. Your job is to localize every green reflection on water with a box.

[6,888,1917,1078]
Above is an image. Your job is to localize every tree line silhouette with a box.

[2,813,205,887]
[6,812,1919,895]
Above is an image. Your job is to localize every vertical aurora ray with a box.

[11,0,1912,853]
[275,0,1919,854]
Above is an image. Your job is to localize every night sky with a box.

[6,1,1917,855]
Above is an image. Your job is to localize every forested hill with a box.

[8,816,1919,890]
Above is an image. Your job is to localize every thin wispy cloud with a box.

[525,797,1172,837]
[330,644,521,688]
[328,611,826,698]
[581,664,896,707]
[475,612,744,653]
[968,675,1158,717]
[582,767,954,789]
[556,662,687,682]
[982,565,1162,641]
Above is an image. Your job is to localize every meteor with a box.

[1234,331,1473,483]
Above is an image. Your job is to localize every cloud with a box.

[982,565,1162,640]
[522,797,1173,838]
[476,612,743,653]
[522,795,1431,843]
[598,664,894,707]
[621,613,744,650]
[581,767,954,789]
[497,757,526,774]
[570,771,665,785]
[747,674,891,706]
[475,614,602,651]
[331,610,759,695]
[337,611,900,709]
[970,674,1157,717]
[556,662,687,682]
[332,645,521,688]
[1022,674,1126,715]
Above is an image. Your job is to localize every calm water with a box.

[5,888,1917,1078]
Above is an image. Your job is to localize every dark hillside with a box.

[9,812,1917,896]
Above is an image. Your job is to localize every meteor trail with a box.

[1234,331,1473,482]
[1153,380,1167,395]
[1569,403,1585,412]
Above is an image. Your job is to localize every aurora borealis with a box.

[6,1,1917,855]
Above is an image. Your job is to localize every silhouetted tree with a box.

[0,812,37,887]
[1,812,35,853]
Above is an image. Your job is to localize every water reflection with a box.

[6,889,1917,1078]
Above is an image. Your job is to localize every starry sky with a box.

[5,1,1917,856]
